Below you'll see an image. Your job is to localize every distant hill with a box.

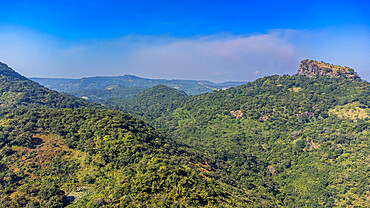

[109,85,188,121]
[31,74,248,96]
[298,59,361,80]
[0,62,93,109]
[68,86,146,102]
[29,77,77,88]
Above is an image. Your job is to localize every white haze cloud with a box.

[0,25,369,82]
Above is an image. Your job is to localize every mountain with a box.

[118,61,370,207]
[2,60,369,207]
[0,63,274,207]
[69,86,146,102]
[109,85,189,122]
[31,74,248,96]
[0,62,92,109]
[29,78,77,88]
[298,59,361,80]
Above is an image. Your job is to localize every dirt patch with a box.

[230,110,243,119]
[308,141,320,150]
[259,115,269,122]
[268,165,276,175]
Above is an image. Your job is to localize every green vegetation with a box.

[69,86,145,102]
[0,108,274,207]
[0,62,271,207]
[31,74,247,96]
[0,61,369,207]
[0,63,92,109]
[113,74,369,207]
[108,85,188,122]
[329,101,369,122]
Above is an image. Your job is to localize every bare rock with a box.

[297,59,360,81]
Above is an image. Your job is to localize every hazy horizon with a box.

[29,74,250,84]
[1,0,369,82]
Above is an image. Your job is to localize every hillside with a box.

[31,74,247,96]
[2,60,369,207]
[0,63,276,207]
[0,62,92,109]
[118,61,370,207]
[0,108,272,207]
[109,85,188,121]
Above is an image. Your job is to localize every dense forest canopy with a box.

[1,108,271,207]
[0,60,368,207]
[110,61,370,207]
[0,62,273,207]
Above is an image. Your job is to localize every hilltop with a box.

[0,62,93,109]
[297,59,361,80]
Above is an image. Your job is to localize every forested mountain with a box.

[0,63,275,207]
[0,62,92,109]
[31,74,247,96]
[69,86,146,103]
[1,60,369,207]
[113,60,370,207]
[27,78,77,88]
[108,85,189,122]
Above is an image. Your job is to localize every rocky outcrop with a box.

[297,59,360,80]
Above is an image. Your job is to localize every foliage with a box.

[0,108,269,207]
[1,61,369,207]
[69,85,145,102]
[108,85,188,121]
[0,62,93,109]
[32,75,247,95]
[113,74,370,207]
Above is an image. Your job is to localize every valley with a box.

[0,60,368,207]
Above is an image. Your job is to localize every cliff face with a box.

[297,59,360,80]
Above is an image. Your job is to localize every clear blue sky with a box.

[0,0,369,81]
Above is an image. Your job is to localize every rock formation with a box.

[297,59,360,80]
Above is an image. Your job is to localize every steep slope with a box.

[31,74,247,95]
[0,62,92,109]
[0,108,273,207]
[121,62,370,207]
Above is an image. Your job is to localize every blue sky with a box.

[0,0,369,81]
